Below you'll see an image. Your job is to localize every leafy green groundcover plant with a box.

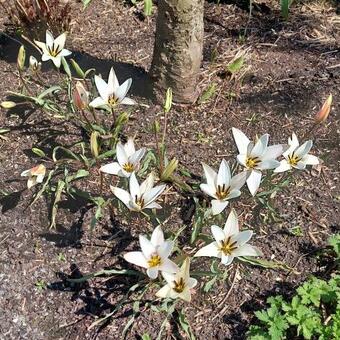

[247,235,340,340]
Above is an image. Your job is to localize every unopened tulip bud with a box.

[161,158,178,181]
[315,94,332,123]
[17,45,26,71]
[90,131,100,158]
[29,56,41,72]
[164,88,173,113]
[72,81,89,110]
[1,101,16,109]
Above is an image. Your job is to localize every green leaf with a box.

[177,309,196,340]
[141,334,151,340]
[61,57,72,78]
[82,0,93,9]
[52,146,80,162]
[32,147,46,158]
[227,56,245,74]
[30,170,55,206]
[37,86,62,100]
[49,180,65,229]
[144,0,153,16]
[281,0,289,20]
[239,257,293,271]
[203,275,217,293]
[198,83,216,104]
[70,59,85,79]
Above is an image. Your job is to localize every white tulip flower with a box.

[124,226,178,279]
[89,67,136,110]
[110,172,166,212]
[34,31,71,68]
[195,209,262,265]
[21,164,46,189]
[200,159,247,215]
[274,133,319,173]
[156,258,197,302]
[29,56,41,72]
[232,127,285,196]
[100,138,146,178]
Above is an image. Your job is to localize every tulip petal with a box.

[108,67,119,92]
[250,134,269,157]
[202,163,217,188]
[211,199,229,215]
[54,32,67,50]
[233,230,253,247]
[232,244,262,257]
[162,272,176,286]
[194,242,219,258]
[262,144,285,161]
[217,159,231,187]
[116,78,132,102]
[246,170,262,196]
[158,240,173,258]
[211,225,225,242]
[60,49,72,57]
[21,169,30,177]
[124,251,148,268]
[140,173,155,195]
[139,235,155,258]
[124,138,135,157]
[259,159,280,170]
[146,267,159,279]
[89,96,107,109]
[144,202,162,210]
[110,186,131,208]
[230,171,247,190]
[200,183,217,199]
[301,154,319,165]
[94,75,109,101]
[129,148,146,165]
[143,185,166,207]
[178,288,191,302]
[295,140,313,158]
[232,127,250,155]
[236,154,248,168]
[100,162,121,175]
[129,172,141,200]
[156,285,172,299]
[274,160,291,173]
[34,40,48,54]
[188,278,198,288]
[227,189,241,200]
[224,209,239,236]
[27,177,36,189]
[221,254,234,265]
[159,258,178,274]
[151,225,164,247]
[46,30,54,46]
[116,142,128,166]
[294,161,307,170]
[121,97,136,105]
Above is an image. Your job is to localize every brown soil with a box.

[0,0,339,339]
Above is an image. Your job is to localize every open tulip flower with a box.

[21,164,46,189]
[195,209,262,265]
[200,159,247,215]
[232,127,285,196]
[156,258,197,302]
[101,138,146,177]
[110,172,166,212]
[124,226,178,279]
[274,133,319,173]
[89,67,136,110]
[34,31,71,68]
[29,56,41,72]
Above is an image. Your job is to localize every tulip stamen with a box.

[122,162,134,173]
[135,195,145,209]
[216,184,230,200]
[148,254,162,268]
[173,277,186,293]
[245,157,261,169]
[287,152,301,166]
[219,236,238,255]
[108,95,119,107]
[48,43,62,57]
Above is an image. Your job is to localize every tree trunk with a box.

[150,0,204,104]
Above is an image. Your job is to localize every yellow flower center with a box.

[135,195,145,209]
[287,153,301,166]
[108,95,118,107]
[219,236,238,255]
[47,43,62,57]
[148,254,161,268]
[173,277,186,293]
[246,157,260,169]
[216,184,230,200]
[122,162,134,173]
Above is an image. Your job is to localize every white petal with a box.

[221,254,234,265]
[259,159,280,170]
[94,75,109,101]
[46,30,54,46]
[151,225,164,247]
[295,140,313,158]
[200,183,217,199]
[145,202,162,209]
[89,96,107,109]
[233,230,253,246]
[124,138,136,157]
[294,161,307,170]
[124,251,148,268]
[273,160,291,173]
[156,285,172,299]
[236,154,248,168]
[21,169,30,177]
[232,127,250,155]
[159,259,178,274]
[232,244,262,257]
[146,267,159,279]
[250,134,269,157]
[34,40,48,54]
[36,174,45,183]
[116,142,128,166]
[116,78,132,102]
[139,235,155,258]
[110,186,131,208]
[162,272,176,286]
[27,177,36,189]
[54,32,67,50]
[51,56,61,68]
[120,97,136,105]
[188,278,197,289]
[262,144,285,161]
[140,173,155,195]
[230,171,247,190]
[289,132,299,149]
[59,49,72,57]
[202,163,217,188]
[211,199,229,215]
[227,190,241,199]
[217,159,231,187]
[211,225,225,242]
[178,288,191,302]
[301,154,319,165]
[100,162,121,175]
[108,67,119,92]
[246,170,262,196]
[194,242,219,257]
[129,148,146,165]
[143,184,166,206]
[129,172,141,200]
[224,209,239,236]
[158,240,173,258]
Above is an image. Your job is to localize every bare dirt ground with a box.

[0,0,339,339]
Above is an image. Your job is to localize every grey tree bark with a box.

[150,0,204,104]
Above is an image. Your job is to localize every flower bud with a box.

[164,88,172,113]
[1,101,16,109]
[315,94,332,123]
[17,45,26,71]
[90,131,100,158]
[29,56,41,72]
[72,81,89,110]
[161,158,178,181]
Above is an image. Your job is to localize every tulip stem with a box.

[18,69,32,95]
[154,121,164,176]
